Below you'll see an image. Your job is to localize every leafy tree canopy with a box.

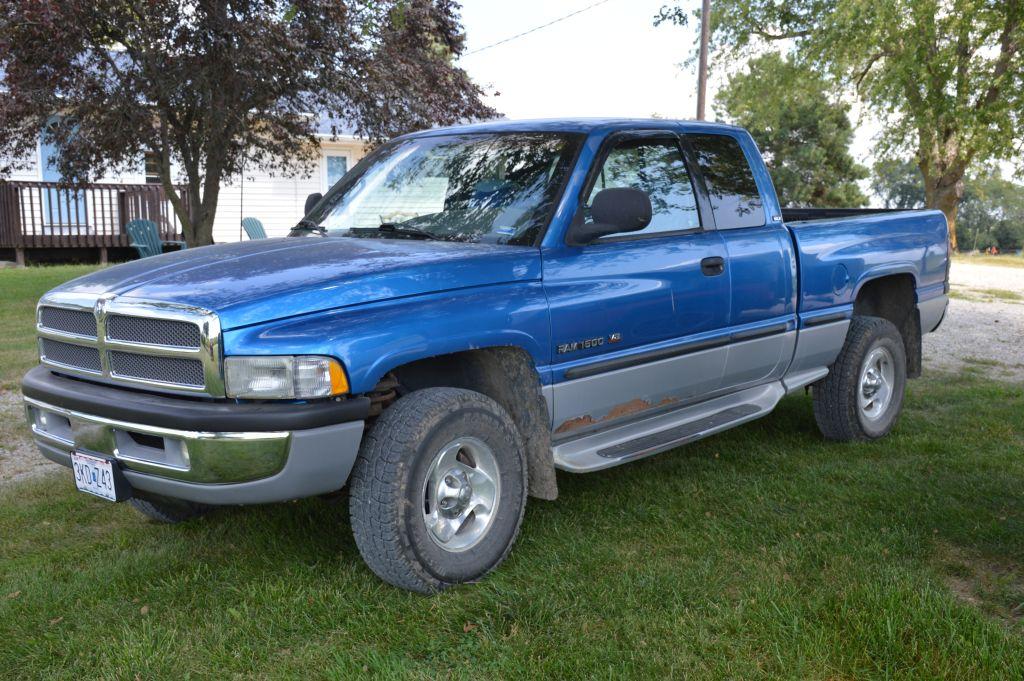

[958,169,1024,252]
[716,52,867,208]
[657,0,1024,250]
[0,0,496,246]
[871,159,925,209]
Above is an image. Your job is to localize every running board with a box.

[552,382,785,473]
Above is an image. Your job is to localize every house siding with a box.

[6,148,40,181]
[2,136,368,243]
[212,138,367,242]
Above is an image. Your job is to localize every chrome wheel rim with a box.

[858,345,895,421]
[421,437,500,552]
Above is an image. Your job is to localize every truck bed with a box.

[784,209,950,315]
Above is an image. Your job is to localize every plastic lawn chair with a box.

[126,219,187,259]
[241,217,267,240]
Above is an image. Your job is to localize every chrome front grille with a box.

[106,315,201,348]
[36,293,224,396]
[39,338,102,373]
[38,307,97,338]
[109,351,205,387]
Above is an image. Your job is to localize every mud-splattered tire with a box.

[348,388,527,594]
[129,494,210,524]
[813,315,907,441]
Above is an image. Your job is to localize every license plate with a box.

[71,452,122,502]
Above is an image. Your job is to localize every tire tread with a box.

[348,387,526,593]
[812,315,906,442]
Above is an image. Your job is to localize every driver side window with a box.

[586,138,701,236]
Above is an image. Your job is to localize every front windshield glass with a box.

[309,132,580,246]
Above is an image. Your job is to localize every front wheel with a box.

[348,387,527,593]
[812,315,908,441]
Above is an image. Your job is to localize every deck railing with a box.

[0,181,189,250]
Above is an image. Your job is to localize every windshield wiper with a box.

[292,218,326,234]
[377,222,438,240]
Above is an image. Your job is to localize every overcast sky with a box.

[456,0,880,167]
[457,0,706,121]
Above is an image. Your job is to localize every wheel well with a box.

[853,274,921,378]
[369,347,557,501]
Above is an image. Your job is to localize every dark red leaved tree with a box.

[0,0,496,245]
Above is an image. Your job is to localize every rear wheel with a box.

[348,387,527,593]
[813,316,907,441]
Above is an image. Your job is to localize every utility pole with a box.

[696,0,711,120]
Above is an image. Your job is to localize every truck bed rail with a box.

[781,207,917,223]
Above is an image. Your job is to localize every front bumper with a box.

[21,366,368,505]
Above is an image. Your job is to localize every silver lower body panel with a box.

[552,381,785,473]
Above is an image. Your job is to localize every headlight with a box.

[224,356,349,399]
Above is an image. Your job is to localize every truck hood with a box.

[54,237,542,329]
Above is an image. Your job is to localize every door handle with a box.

[701,256,725,276]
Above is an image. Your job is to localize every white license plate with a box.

[71,452,119,502]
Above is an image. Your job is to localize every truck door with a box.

[685,133,798,392]
[542,131,731,437]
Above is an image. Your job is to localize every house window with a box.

[144,151,162,184]
[325,154,348,191]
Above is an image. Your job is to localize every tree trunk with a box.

[190,166,221,247]
[191,211,217,246]
[155,117,219,248]
[931,181,961,252]
[186,197,217,246]
[921,166,964,252]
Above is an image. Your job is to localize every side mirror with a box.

[303,192,323,216]
[567,188,652,245]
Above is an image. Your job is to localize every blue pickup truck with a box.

[22,118,949,592]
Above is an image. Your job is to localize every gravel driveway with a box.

[2,260,1022,485]
[0,390,52,485]
[923,262,1024,382]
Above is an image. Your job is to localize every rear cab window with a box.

[688,134,765,229]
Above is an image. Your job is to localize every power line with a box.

[464,0,618,56]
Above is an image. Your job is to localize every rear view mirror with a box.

[304,192,323,216]
[567,187,653,245]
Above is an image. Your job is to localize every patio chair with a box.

[126,219,187,259]
[241,217,267,240]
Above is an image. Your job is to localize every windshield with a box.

[306,132,581,246]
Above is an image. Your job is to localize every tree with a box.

[656,0,1024,250]
[871,159,925,209]
[957,169,1024,252]
[715,53,867,207]
[0,0,496,246]
[872,160,1024,251]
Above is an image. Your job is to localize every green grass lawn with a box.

[1,267,1023,678]
[0,265,101,390]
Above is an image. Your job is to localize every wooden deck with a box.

[0,181,189,263]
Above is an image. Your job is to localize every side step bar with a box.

[552,382,785,473]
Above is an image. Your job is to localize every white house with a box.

[207,117,369,242]
[1,115,368,262]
